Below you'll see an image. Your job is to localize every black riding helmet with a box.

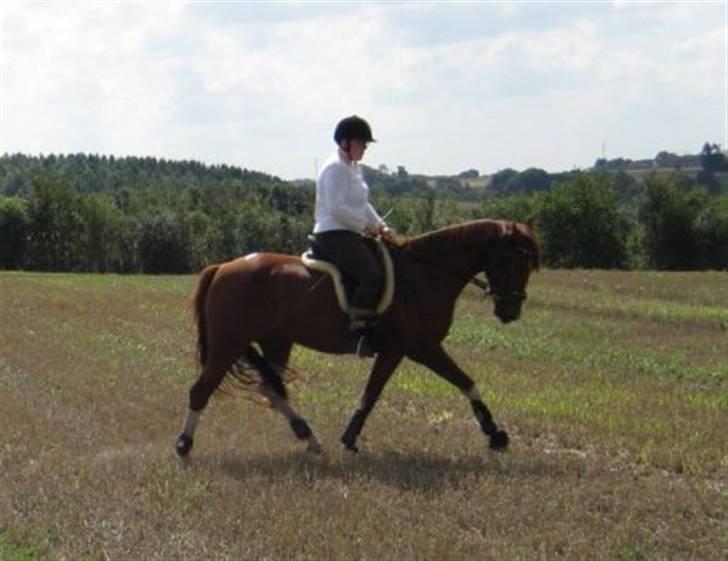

[333,115,376,145]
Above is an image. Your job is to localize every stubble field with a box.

[0,269,726,560]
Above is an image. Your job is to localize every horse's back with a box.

[209,251,322,310]
[211,252,305,279]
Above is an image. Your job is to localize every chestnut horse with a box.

[175,219,540,458]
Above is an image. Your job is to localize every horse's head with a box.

[482,222,540,324]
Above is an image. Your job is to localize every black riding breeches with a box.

[313,230,384,311]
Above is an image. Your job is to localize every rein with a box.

[398,242,531,302]
[384,222,536,303]
[397,244,496,299]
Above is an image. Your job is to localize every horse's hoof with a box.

[176,434,194,458]
[290,418,313,440]
[307,438,323,455]
[489,430,509,451]
[341,440,359,453]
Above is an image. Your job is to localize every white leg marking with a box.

[181,409,201,437]
[263,388,321,453]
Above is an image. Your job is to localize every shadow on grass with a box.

[195,447,575,494]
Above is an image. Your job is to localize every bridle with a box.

[470,274,528,303]
[470,244,534,303]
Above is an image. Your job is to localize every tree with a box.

[515,168,551,194]
[697,143,727,194]
[458,169,479,179]
[695,196,728,270]
[655,151,680,168]
[137,210,192,273]
[0,197,29,269]
[538,174,630,269]
[489,168,519,196]
[480,194,539,225]
[700,143,726,173]
[409,189,437,234]
[185,210,218,270]
[78,193,125,272]
[26,177,85,271]
[639,174,703,270]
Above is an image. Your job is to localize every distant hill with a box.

[2,146,724,201]
[0,153,287,197]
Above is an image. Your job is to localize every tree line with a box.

[0,150,726,273]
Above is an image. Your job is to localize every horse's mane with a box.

[402,219,540,269]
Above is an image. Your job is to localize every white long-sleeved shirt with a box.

[313,150,385,234]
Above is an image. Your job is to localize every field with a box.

[0,269,726,561]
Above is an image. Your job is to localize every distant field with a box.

[1,269,726,560]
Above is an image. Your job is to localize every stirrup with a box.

[355,334,376,358]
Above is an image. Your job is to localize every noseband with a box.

[470,276,528,303]
[471,245,534,303]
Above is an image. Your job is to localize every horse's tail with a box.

[192,264,220,367]
[244,345,288,401]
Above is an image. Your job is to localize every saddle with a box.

[301,236,395,315]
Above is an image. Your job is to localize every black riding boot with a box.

[349,307,378,358]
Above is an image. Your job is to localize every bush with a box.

[537,174,631,269]
[695,196,728,270]
[639,174,704,270]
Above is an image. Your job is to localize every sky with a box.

[1,1,725,180]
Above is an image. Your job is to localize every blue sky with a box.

[1,1,725,180]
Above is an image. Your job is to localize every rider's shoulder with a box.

[320,158,352,182]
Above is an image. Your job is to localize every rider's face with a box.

[346,139,368,162]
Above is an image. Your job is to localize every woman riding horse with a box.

[313,115,394,357]
[175,218,540,458]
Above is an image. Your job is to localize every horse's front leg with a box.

[408,345,509,451]
[341,352,404,452]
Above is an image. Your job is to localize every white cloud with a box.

[1,1,724,178]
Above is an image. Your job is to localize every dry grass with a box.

[0,270,726,561]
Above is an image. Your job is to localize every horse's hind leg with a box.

[176,354,235,458]
[254,341,322,454]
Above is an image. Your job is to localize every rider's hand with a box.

[367,223,395,240]
[379,226,395,241]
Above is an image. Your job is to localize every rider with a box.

[312,115,394,357]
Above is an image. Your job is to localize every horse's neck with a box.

[401,237,483,297]
[406,222,500,275]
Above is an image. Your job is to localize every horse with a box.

[175,219,540,458]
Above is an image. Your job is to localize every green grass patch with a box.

[0,535,42,561]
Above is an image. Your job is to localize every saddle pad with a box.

[301,238,395,315]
